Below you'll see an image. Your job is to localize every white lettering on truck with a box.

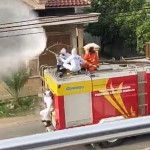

[95,86,135,97]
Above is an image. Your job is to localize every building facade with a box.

[0,0,99,99]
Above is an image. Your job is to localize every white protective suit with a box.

[40,90,53,121]
[60,48,84,72]
[57,48,70,66]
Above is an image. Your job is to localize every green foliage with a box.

[84,0,150,53]
[0,95,38,118]
[136,17,150,53]
[2,68,31,106]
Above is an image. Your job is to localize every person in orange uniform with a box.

[82,47,99,72]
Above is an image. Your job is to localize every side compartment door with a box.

[64,92,93,128]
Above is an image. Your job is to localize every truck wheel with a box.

[101,138,123,148]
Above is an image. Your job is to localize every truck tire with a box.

[101,138,123,148]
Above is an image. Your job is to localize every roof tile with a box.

[45,0,90,8]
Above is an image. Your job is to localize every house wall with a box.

[84,32,101,46]
[0,24,78,100]
[39,25,73,67]
[0,76,42,100]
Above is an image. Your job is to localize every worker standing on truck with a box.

[40,90,53,127]
[60,48,85,72]
[82,47,99,72]
[56,48,70,73]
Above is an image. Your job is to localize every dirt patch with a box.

[0,115,41,128]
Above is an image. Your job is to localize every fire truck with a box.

[41,58,150,148]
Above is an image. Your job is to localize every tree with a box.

[136,21,150,53]
[2,68,31,107]
[136,3,150,53]
[84,0,149,54]
[116,2,150,52]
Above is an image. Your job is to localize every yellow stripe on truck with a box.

[57,81,92,96]
[44,75,58,94]
[45,75,92,96]
[92,78,109,92]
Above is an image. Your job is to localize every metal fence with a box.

[1,116,150,150]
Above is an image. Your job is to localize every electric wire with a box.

[0,16,52,26]
[0,14,95,30]
[0,14,94,33]
[0,31,44,39]
[0,1,149,27]
[0,0,150,27]
[0,14,98,39]
[0,5,149,29]
[0,4,150,39]
[0,5,150,29]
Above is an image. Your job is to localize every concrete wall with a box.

[83,32,101,46]
[103,37,141,59]
[0,76,42,100]
[0,25,76,100]
[83,33,141,59]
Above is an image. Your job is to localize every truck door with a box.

[63,76,93,128]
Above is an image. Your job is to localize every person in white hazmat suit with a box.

[60,48,85,72]
[40,90,53,127]
[56,48,70,73]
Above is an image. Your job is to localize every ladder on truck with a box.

[40,65,56,91]
[120,56,150,116]
[136,67,147,116]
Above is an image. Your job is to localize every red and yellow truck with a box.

[43,62,150,147]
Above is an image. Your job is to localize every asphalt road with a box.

[0,121,150,150]
[54,135,150,150]
[0,121,45,140]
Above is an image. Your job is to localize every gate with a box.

[39,42,72,89]
[39,33,72,68]
[39,42,72,69]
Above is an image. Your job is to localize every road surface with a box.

[0,120,45,140]
[0,121,150,150]
[53,135,150,150]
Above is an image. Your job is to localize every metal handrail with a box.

[1,116,150,150]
